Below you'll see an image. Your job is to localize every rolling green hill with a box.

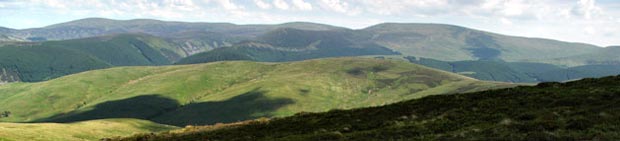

[0,34,17,42]
[176,28,399,64]
[363,23,601,62]
[7,18,608,65]
[174,22,608,68]
[0,27,14,34]
[0,58,515,126]
[0,27,19,41]
[9,18,345,41]
[0,118,177,141]
[534,46,620,67]
[5,18,617,83]
[115,75,620,141]
[406,56,620,83]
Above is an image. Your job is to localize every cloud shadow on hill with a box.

[34,88,295,126]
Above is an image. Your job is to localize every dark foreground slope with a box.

[116,75,620,140]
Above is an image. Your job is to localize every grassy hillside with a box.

[535,46,620,67]
[177,23,606,66]
[0,58,515,126]
[363,23,601,62]
[406,56,620,83]
[176,28,399,64]
[0,118,177,141]
[115,75,620,141]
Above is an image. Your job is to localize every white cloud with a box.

[254,0,271,9]
[273,0,289,10]
[319,0,360,15]
[501,0,526,16]
[500,18,513,25]
[572,0,602,19]
[584,26,596,34]
[35,0,67,8]
[358,0,449,16]
[292,0,312,11]
[216,0,241,10]
[320,0,347,13]
[165,0,199,11]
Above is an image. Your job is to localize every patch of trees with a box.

[0,111,10,118]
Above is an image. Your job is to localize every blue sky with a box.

[0,0,618,46]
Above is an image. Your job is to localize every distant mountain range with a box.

[0,18,618,83]
[2,18,343,41]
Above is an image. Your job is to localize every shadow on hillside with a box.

[34,88,295,126]
[150,88,295,126]
[35,95,180,123]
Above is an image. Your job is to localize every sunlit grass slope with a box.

[0,57,516,126]
[0,118,177,141]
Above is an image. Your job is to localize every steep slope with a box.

[0,44,112,82]
[0,58,516,126]
[363,23,601,62]
[0,27,15,34]
[0,27,18,42]
[116,75,620,141]
[0,118,177,141]
[41,34,177,66]
[406,56,620,83]
[0,34,18,42]
[176,28,399,64]
[164,31,238,56]
[0,34,189,82]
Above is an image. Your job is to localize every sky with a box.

[0,0,618,46]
